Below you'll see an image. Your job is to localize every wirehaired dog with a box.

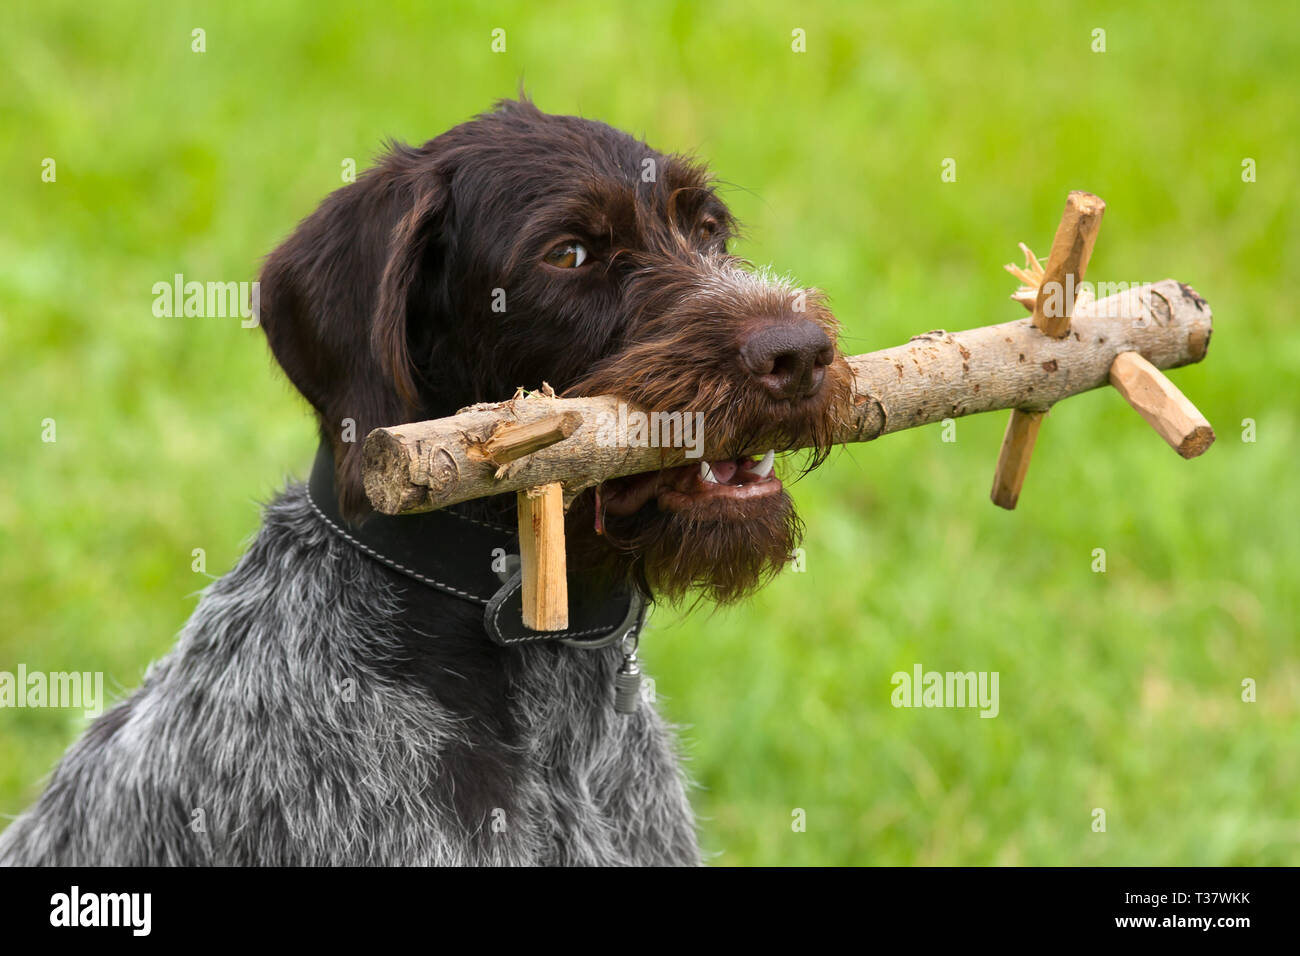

[0,97,850,866]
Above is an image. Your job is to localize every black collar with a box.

[304,443,643,648]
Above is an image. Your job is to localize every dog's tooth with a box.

[751,450,775,478]
[701,462,720,484]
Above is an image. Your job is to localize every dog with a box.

[0,97,850,865]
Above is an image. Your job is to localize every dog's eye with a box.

[544,241,589,269]
[697,219,721,244]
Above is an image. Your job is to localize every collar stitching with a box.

[305,487,490,605]
[488,588,631,643]
[441,506,514,535]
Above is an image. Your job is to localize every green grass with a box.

[2,0,1297,865]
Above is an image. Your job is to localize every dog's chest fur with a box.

[0,485,699,866]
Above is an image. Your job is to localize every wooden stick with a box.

[1034,191,1106,337]
[991,192,1106,509]
[990,410,1045,510]
[472,413,582,467]
[517,483,568,630]
[1109,351,1215,458]
[362,279,1212,516]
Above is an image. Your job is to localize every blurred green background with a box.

[2,0,1297,865]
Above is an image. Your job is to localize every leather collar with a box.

[304,443,644,648]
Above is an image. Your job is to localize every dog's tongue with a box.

[707,459,739,483]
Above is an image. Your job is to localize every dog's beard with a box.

[558,258,853,605]
[562,312,849,607]
[568,487,803,605]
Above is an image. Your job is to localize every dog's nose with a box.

[739,321,834,400]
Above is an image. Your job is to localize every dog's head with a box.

[259,97,851,604]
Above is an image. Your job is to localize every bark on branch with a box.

[363,279,1212,515]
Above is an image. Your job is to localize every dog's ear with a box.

[259,154,446,519]
[372,184,442,411]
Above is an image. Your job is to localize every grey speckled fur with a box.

[0,484,699,866]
